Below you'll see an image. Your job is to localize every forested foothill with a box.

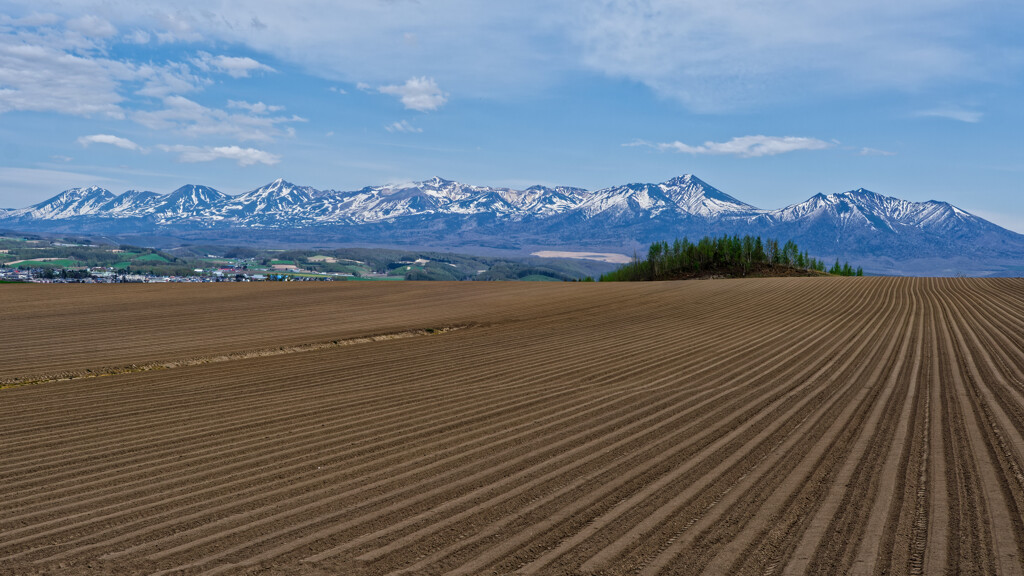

[600,235,862,281]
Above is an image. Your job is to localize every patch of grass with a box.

[519,274,562,282]
[388,265,424,276]
[13,259,76,268]
[270,260,295,266]
[133,253,170,263]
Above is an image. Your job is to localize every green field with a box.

[519,274,562,281]
[12,259,77,268]
[132,253,170,263]
[387,265,423,276]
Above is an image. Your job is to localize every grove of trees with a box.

[600,235,863,281]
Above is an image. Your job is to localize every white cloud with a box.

[568,1,1006,111]
[915,108,983,123]
[66,15,117,38]
[134,61,207,98]
[0,2,1017,111]
[124,29,151,44]
[227,100,284,114]
[59,3,551,99]
[159,144,280,166]
[134,96,304,142]
[632,135,833,158]
[379,77,448,111]
[385,120,423,133]
[77,134,141,151]
[859,147,897,156]
[2,13,62,28]
[0,35,129,117]
[192,51,274,78]
[0,25,209,117]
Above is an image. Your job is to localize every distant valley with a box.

[2,174,1022,276]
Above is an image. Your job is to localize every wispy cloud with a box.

[379,77,448,111]
[569,1,1008,111]
[77,134,142,151]
[0,26,206,115]
[227,100,284,114]
[133,61,207,98]
[134,96,303,142]
[385,120,422,133]
[66,15,117,38]
[191,51,275,78]
[859,147,896,156]
[0,34,128,117]
[629,135,833,158]
[915,108,983,123]
[158,144,280,166]
[1,2,1017,112]
[123,29,151,45]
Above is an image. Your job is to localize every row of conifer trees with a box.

[599,234,862,281]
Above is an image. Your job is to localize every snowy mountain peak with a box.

[167,184,227,201]
[12,186,116,219]
[152,185,230,220]
[663,174,701,187]
[222,180,319,220]
[657,175,760,216]
[767,187,983,234]
[98,190,162,215]
[247,179,311,195]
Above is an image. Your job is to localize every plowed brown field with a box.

[2,278,1023,575]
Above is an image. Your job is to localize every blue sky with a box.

[1,1,1023,232]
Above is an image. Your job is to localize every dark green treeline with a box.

[599,235,862,281]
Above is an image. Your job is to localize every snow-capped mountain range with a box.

[3,175,1022,275]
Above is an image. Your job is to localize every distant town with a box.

[0,232,613,283]
[1,263,353,284]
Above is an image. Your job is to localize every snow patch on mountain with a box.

[10,186,116,219]
[767,189,978,233]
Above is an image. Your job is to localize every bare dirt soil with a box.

[1,278,1023,575]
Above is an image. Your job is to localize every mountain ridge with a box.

[3,175,1021,276]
